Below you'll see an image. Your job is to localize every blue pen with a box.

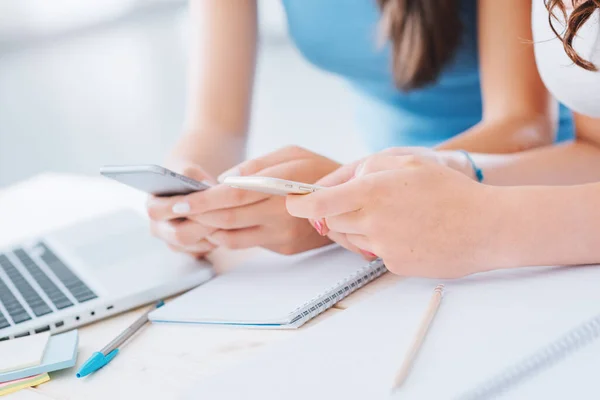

[76,300,164,378]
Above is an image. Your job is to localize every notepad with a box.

[0,332,49,374]
[150,245,386,328]
[184,264,600,399]
[0,330,78,384]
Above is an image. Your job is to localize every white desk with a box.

[1,174,400,399]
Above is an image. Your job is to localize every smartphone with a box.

[224,176,322,196]
[100,164,212,196]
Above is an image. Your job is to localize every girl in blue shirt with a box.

[147,0,569,257]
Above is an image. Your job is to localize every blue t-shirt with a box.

[280,0,573,150]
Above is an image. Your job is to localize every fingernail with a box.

[360,249,377,258]
[319,219,330,236]
[217,167,241,184]
[312,220,325,236]
[206,235,220,246]
[172,202,191,214]
[353,162,365,178]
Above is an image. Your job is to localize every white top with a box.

[533,1,600,117]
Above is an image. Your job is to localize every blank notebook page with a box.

[183,264,600,399]
[150,245,372,325]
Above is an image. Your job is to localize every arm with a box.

[286,151,600,277]
[494,181,600,268]
[437,0,556,153]
[168,0,258,177]
[452,112,600,185]
[432,111,600,268]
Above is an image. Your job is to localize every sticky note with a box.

[0,373,50,396]
[0,332,49,373]
[0,330,78,384]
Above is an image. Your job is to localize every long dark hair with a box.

[545,0,600,71]
[377,0,463,91]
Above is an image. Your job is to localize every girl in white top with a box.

[287,0,600,278]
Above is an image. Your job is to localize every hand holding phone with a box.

[101,163,219,258]
[110,146,337,258]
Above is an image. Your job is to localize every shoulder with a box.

[533,2,600,117]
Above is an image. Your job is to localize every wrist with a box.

[439,150,478,180]
[168,131,246,176]
[485,185,577,269]
[469,185,525,272]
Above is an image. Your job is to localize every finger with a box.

[191,197,277,230]
[180,158,321,218]
[316,159,363,187]
[207,227,266,250]
[147,194,189,221]
[309,218,329,236]
[345,234,377,257]
[169,155,338,220]
[316,152,426,188]
[193,184,271,212]
[288,154,426,220]
[327,231,361,254]
[166,161,217,185]
[197,159,314,212]
[286,178,366,219]
[151,220,217,247]
[380,146,430,157]
[149,157,312,221]
[217,145,308,182]
[166,239,215,254]
[145,162,216,221]
[327,232,375,261]
[325,210,364,235]
[147,184,268,220]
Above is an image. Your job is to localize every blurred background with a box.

[0,0,368,187]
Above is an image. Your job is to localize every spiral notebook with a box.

[149,245,386,328]
[184,264,600,399]
[460,311,600,400]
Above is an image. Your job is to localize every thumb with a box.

[168,161,217,185]
[315,159,361,188]
[217,147,305,183]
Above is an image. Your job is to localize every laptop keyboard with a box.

[0,255,53,317]
[0,310,9,330]
[37,244,98,303]
[0,276,30,326]
[13,249,73,310]
[0,243,98,328]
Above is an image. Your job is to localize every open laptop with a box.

[0,209,214,340]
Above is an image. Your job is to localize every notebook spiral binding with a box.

[458,312,600,400]
[288,259,387,328]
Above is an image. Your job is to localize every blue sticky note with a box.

[0,330,78,383]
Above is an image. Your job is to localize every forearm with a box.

[437,116,554,153]
[490,183,600,269]
[447,140,600,186]
[167,131,246,177]
[173,0,256,176]
[185,0,257,136]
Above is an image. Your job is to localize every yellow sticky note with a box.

[0,373,50,396]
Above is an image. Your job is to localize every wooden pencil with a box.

[392,284,445,391]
